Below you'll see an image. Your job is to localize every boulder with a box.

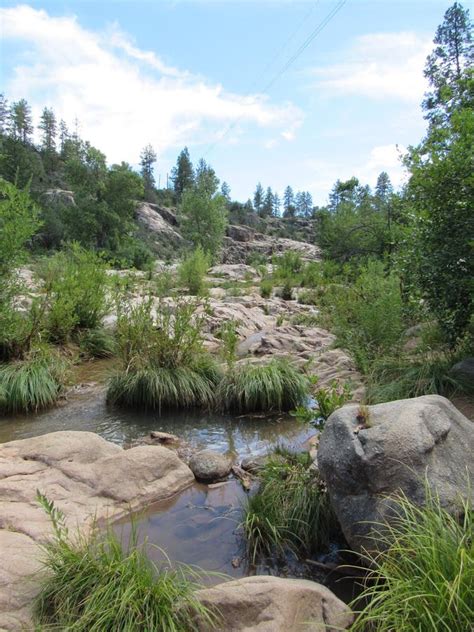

[318,395,474,554]
[189,449,233,482]
[0,431,194,629]
[195,576,353,631]
[136,202,183,242]
[227,224,254,242]
[450,357,474,386]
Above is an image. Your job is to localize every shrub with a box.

[243,450,340,564]
[41,244,109,343]
[178,246,210,296]
[0,346,68,414]
[314,378,352,420]
[290,312,320,327]
[108,299,220,412]
[279,281,293,301]
[34,494,216,632]
[297,289,318,305]
[273,251,303,280]
[217,320,239,367]
[216,359,308,414]
[76,328,116,359]
[155,269,176,298]
[351,490,473,631]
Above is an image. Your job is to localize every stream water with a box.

[0,360,360,604]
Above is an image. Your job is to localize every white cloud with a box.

[1,5,302,163]
[310,32,432,102]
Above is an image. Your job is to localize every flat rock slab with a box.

[195,575,353,631]
[0,430,194,630]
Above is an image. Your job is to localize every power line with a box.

[204,0,347,158]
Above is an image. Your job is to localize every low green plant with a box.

[217,320,240,367]
[243,450,340,564]
[108,299,220,412]
[178,246,210,296]
[351,490,473,632]
[34,493,217,632]
[297,289,318,306]
[259,278,273,299]
[76,328,116,359]
[0,346,68,414]
[216,359,308,414]
[314,378,352,419]
[290,312,320,327]
[273,251,303,281]
[279,281,293,301]
[155,269,176,298]
[289,405,318,425]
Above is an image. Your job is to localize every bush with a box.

[34,494,216,632]
[217,320,239,367]
[41,244,109,343]
[279,281,293,301]
[351,490,473,631]
[178,246,210,296]
[216,359,308,414]
[108,299,220,412]
[0,346,68,414]
[314,378,352,420]
[76,328,116,359]
[259,278,273,299]
[243,449,340,564]
[273,251,303,280]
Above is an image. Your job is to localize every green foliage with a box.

[351,489,474,632]
[243,450,339,564]
[273,251,303,280]
[259,278,273,299]
[217,320,239,367]
[180,182,228,261]
[290,312,320,327]
[34,494,216,632]
[76,328,116,359]
[216,359,308,413]
[178,246,210,295]
[108,299,221,412]
[41,245,109,343]
[0,346,68,414]
[314,378,352,420]
[279,281,293,301]
[155,269,176,297]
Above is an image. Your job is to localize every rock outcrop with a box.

[318,395,474,553]
[195,576,353,631]
[189,449,233,482]
[136,202,183,243]
[0,431,194,630]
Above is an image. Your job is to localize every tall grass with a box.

[108,299,220,411]
[178,246,210,296]
[216,358,309,413]
[243,450,340,564]
[351,490,473,631]
[0,346,67,414]
[34,494,216,632]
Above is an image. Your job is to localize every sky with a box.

[0,0,454,204]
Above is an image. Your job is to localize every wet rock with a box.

[189,449,233,482]
[195,576,353,631]
[0,430,194,629]
[318,395,474,554]
[240,454,268,473]
[149,430,180,445]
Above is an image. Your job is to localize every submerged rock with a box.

[189,449,233,482]
[195,575,353,631]
[0,431,194,630]
[318,395,474,554]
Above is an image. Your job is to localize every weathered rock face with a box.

[0,431,194,630]
[221,234,321,265]
[318,395,474,554]
[189,449,233,482]
[195,576,353,632]
[226,224,254,242]
[43,188,75,206]
[136,202,183,242]
[208,263,259,282]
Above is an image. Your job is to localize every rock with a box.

[240,454,269,473]
[318,395,474,554]
[43,188,75,205]
[149,430,180,445]
[208,264,259,282]
[136,202,183,242]
[189,449,233,482]
[227,224,254,242]
[0,431,194,629]
[195,576,353,631]
[450,357,474,385]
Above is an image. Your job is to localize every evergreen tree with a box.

[221,181,231,201]
[195,158,219,196]
[299,191,313,217]
[9,99,33,144]
[375,172,393,202]
[253,182,264,214]
[59,119,69,155]
[423,2,473,126]
[171,147,194,201]
[261,187,274,217]
[0,94,9,136]
[283,185,295,217]
[38,107,57,153]
[140,144,157,201]
[273,193,281,217]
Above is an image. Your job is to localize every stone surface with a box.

[227,224,254,242]
[318,395,474,553]
[195,576,353,632]
[136,202,183,242]
[450,357,474,384]
[0,431,194,630]
[209,263,259,282]
[189,449,233,482]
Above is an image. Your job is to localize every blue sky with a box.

[1,1,451,204]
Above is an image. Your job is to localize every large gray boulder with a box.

[318,395,474,554]
[189,449,233,482]
[195,575,353,631]
[0,431,194,630]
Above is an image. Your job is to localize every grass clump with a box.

[178,246,210,296]
[243,449,340,564]
[0,346,68,414]
[351,490,474,632]
[216,358,308,414]
[107,299,220,412]
[34,493,216,632]
[76,328,117,359]
[259,278,273,299]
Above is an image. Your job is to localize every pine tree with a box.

[283,185,295,217]
[261,187,274,217]
[300,191,313,217]
[59,120,69,156]
[10,99,33,143]
[253,182,264,214]
[273,193,281,217]
[140,144,157,201]
[38,107,57,153]
[171,147,194,201]
[423,2,473,126]
[221,181,231,201]
[375,172,393,202]
[195,158,219,196]
[0,94,9,136]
